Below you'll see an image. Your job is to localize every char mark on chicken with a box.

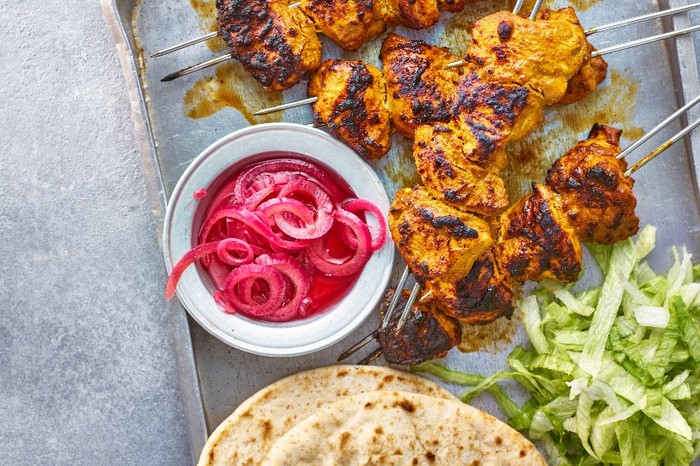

[378,289,462,365]
[545,124,639,244]
[308,60,391,159]
[217,0,322,91]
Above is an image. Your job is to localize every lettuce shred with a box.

[413,226,700,465]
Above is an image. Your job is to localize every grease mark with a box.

[183,62,284,122]
[189,0,228,53]
[505,69,642,201]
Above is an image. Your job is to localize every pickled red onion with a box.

[199,207,308,251]
[254,254,311,321]
[233,158,347,202]
[168,157,388,323]
[165,241,220,300]
[223,264,286,316]
[258,197,314,228]
[216,238,254,266]
[343,199,387,252]
[274,179,334,240]
[307,209,372,277]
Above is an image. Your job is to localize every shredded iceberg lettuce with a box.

[413,225,700,465]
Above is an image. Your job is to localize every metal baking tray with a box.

[103,0,700,462]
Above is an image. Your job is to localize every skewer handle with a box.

[626,117,700,176]
[592,23,700,58]
[254,97,319,116]
[381,266,411,328]
[161,53,233,82]
[585,3,700,36]
[395,283,422,332]
[151,31,220,58]
[618,94,700,160]
[336,331,378,362]
[528,0,544,21]
[512,0,525,15]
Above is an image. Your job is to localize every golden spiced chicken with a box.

[546,124,639,244]
[378,289,462,365]
[389,186,493,284]
[308,60,391,159]
[383,0,439,29]
[383,0,466,29]
[413,123,508,217]
[452,73,545,150]
[300,0,387,51]
[424,250,516,325]
[557,41,608,105]
[436,0,467,13]
[216,0,322,91]
[381,34,462,138]
[536,8,608,105]
[496,183,583,283]
[466,9,587,105]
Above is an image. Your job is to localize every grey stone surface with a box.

[0,1,190,464]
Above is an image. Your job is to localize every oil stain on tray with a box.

[183,0,283,122]
[183,62,284,123]
[505,69,642,202]
[189,0,228,53]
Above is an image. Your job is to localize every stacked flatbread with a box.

[197,365,546,466]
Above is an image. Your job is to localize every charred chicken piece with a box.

[378,289,462,365]
[466,9,587,105]
[425,250,516,325]
[413,124,508,217]
[496,183,583,283]
[545,124,639,244]
[383,0,439,29]
[383,0,466,29]
[381,34,462,138]
[300,0,387,51]
[452,73,545,151]
[536,8,609,106]
[308,60,391,159]
[436,0,467,13]
[389,186,493,284]
[216,0,322,91]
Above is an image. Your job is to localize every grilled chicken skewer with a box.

[256,10,700,160]
[256,4,600,159]
[157,3,700,86]
[339,104,700,365]
[154,2,700,57]
[159,0,482,86]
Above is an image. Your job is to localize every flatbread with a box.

[261,390,547,466]
[197,365,456,466]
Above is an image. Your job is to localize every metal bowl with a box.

[162,123,394,357]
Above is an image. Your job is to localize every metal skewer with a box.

[151,2,302,58]
[151,31,219,58]
[254,97,319,116]
[157,0,541,83]
[617,94,700,160]
[337,99,700,364]
[256,8,700,114]
[584,2,700,36]
[512,0,526,15]
[591,23,700,58]
[528,0,544,21]
[626,116,700,177]
[448,17,700,68]
[161,53,233,82]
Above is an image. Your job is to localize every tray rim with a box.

[102,0,700,463]
[101,0,209,462]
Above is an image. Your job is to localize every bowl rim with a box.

[162,122,394,357]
